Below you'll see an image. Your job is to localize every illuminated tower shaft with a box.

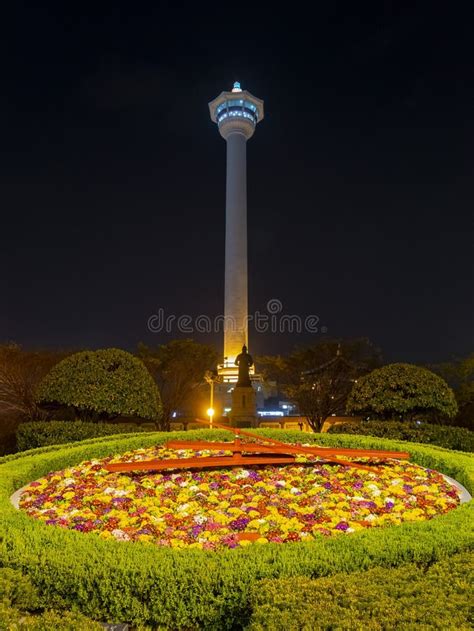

[224,131,248,360]
[209,83,264,371]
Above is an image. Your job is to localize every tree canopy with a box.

[138,339,218,430]
[258,338,382,432]
[346,363,458,422]
[431,353,474,429]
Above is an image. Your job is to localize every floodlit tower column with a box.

[209,82,264,379]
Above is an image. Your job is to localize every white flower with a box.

[290,487,300,494]
[235,470,250,479]
[366,514,376,522]
[390,479,403,486]
[367,483,381,497]
[194,515,207,524]
[106,488,128,497]
[111,529,130,541]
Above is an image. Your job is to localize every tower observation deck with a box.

[209,82,264,381]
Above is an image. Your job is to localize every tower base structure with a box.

[229,385,257,428]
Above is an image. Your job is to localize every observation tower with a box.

[208,82,264,381]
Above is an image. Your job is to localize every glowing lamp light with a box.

[207,408,215,418]
[232,81,242,92]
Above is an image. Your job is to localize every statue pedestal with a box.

[230,386,257,428]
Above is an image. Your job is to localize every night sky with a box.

[2,3,473,363]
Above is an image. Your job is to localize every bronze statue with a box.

[235,345,253,387]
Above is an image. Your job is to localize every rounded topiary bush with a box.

[36,348,162,421]
[347,363,458,422]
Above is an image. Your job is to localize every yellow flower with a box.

[413,485,428,493]
[228,507,243,515]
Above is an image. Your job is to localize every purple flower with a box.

[359,500,377,509]
[353,481,363,490]
[323,482,332,490]
[229,517,250,531]
[112,497,128,504]
[335,521,349,531]
[385,501,395,509]
[191,525,203,537]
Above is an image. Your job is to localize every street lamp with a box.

[204,369,223,429]
[207,407,215,428]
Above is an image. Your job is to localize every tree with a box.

[0,344,67,454]
[36,348,162,422]
[0,344,66,421]
[346,363,458,422]
[431,353,474,429]
[138,340,218,430]
[257,338,382,432]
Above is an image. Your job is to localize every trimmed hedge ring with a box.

[1,430,473,630]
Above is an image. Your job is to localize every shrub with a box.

[247,551,474,630]
[329,420,474,452]
[0,603,101,630]
[0,567,101,629]
[0,566,39,610]
[16,420,153,451]
[347,363,458,422]
[0,430,472,629]
[36,348,162,421]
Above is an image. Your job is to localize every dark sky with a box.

[2,2,473,363]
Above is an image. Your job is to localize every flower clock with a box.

[19,428,460,550]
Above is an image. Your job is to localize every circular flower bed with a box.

[19,444,460,550]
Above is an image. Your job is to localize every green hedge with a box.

[0,430,473,629]
[16,420,152,451]
[0,566,101,630]
[329,420,474,452]
[247,551,474,630]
